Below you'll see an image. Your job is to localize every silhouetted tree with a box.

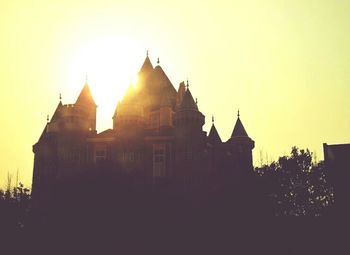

[0,182,31,234]
[256,147,334,216]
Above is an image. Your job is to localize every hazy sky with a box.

[1,0,349,188]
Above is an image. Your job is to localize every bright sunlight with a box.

[69,35,142,131]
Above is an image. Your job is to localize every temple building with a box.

[32,53,255,199]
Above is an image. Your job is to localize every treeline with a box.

[0,182,31,232]
[255,147,334,216]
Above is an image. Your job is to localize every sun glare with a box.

[69,35,142,131]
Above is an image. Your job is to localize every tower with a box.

[32,82,97,201]
[174,83,206,181]
[207,116,223,172]
[226,111,255,171]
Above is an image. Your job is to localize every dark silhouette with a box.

[32,53,255,206]
[256,147,334,216]
[1,53,344,253]
[323,143,350,217]
[0,146,340,254]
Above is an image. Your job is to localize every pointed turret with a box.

[152,65,176,92]
[178,88,198,111]
[113,84,143,132]
[137,52,154,91]
[50,101,63,122]
[226,111,255,171]
[142,61,176,108]
[46,100,63,133]
[174,84,205,135]
[113,101,121,118]
[75,82,96,107]
[176,81,186,108]
[208,116,222,144]
[122,84,135,103]
[231,113,249,138]
[37,124,48,142]
[139,51,154,75]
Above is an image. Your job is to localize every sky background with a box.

[1,0,349,188]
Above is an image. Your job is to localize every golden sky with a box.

[1,0,349,188]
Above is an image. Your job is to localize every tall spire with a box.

[178,88,198,111]
[231,111,249,138]
[59,93,62,102]
[51,100,63,122]
[139,51,154,74]
[75,81,96,106]
[208,115,222,144]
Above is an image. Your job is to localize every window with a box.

[122,151,135,162]
[95,146,107,163]
[128,152,135,162]
[153,144,166,177]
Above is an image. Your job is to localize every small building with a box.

[323,143,350,216]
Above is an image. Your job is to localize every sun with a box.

[69,35,142,131]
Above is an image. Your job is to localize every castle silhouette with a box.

[32,53,255,200]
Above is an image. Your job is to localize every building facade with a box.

[32,54,255,198]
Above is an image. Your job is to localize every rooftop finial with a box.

[195,97,198,105]
[186,79,189,90]
[237,109,240,118]
[157,57,160,65]
[47,115,49,123]
[59,93,62,102]
[212,115,214,124]
[85,74,88,83]
[146,50,149,57]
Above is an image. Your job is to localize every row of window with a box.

[93,144,168,178]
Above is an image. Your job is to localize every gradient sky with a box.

[1,0,349,188]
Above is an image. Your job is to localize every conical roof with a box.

[113,101,121,118]
[38,124,48,142]
[51,101,63,122]
[231,116,249,137]
[152,65,177,93]
[176,81,186,107]
[139,55,154,75]
[75,82,96,106]
[208,124,222,144]
[122,84,135,103]
[178,89,198,111]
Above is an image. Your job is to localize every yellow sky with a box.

[0,0,349,188]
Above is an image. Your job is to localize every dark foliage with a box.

[0,183,31,240]
[255,147,334,216]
